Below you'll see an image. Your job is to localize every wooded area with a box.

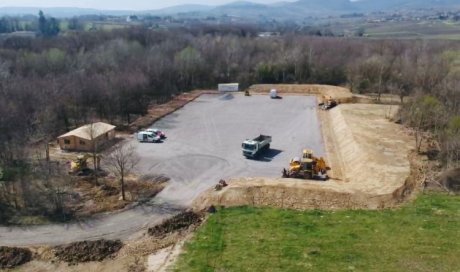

[0,23,459,223]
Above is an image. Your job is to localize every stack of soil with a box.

[0,246,32,269]
[148,211,202,237]
[54,239,123,264]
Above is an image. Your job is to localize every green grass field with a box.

[175,193,460,272]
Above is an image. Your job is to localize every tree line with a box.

[0,25,459,222]
[0,12,61,35]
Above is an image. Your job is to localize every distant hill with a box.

[211,1,273,18]
[1,0,459,19]
[283,0,355,15]
[0,7,132,17]
[354,0,460,11]
[206,0,460,20]
[148,4,213,15]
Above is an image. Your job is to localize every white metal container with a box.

[218,83,239,92]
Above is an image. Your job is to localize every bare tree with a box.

[85,122,101,185]
[407,95,445,152]
[105,143,139,201]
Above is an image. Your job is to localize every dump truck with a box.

[282,149,329,180]
[242,135,272,158]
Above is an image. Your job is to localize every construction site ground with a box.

[1,84,420,271]
[132,93,326,207]
[195,87,416,210]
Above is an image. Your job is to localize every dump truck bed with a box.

[253,135,271,142]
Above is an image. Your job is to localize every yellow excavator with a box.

[319,95,338,110]
[69,154,101,175]
[282,149,329,180]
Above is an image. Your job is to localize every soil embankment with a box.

[248,84,354,103]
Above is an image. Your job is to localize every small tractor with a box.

[69,154,101,175]
[319,95,338,110]
[282,149,329,180]
[214,179,228,191]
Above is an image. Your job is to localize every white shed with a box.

[218,83,239,92]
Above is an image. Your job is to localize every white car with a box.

[137,131,161,143]
[146,128,166,139]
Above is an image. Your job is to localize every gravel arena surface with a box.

[0,93,325,246]
[138,94,326,206]
[196,103,416,211]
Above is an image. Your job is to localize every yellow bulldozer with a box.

[282,149,329,180]
[69,154,101,175]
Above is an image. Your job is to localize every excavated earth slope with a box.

[248,84,354,102]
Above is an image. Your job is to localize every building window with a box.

[79,140,86,145]
[64,139,71,145]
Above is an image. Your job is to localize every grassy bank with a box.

[175,193,460,272]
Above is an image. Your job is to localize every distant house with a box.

[57,122,116,152]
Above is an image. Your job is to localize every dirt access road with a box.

[0,94,325,246]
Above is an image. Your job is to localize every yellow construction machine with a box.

[69,154,101,175]
[282,149,329,180]
[319,95,337,110]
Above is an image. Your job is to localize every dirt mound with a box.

[0,246,32,269]
[54,239,123,264]
[148,211,202,237]
[326,104,414,194]
[438,168,460,192]
[248,84,353,102]
[194,178,399,210]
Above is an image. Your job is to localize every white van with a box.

[137,131,161,143]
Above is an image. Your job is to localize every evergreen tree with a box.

[38,10,60,37]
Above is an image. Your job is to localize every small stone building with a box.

[57,122,116,152]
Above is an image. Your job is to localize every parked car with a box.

[137,131,161,143]
[146,128,166,139]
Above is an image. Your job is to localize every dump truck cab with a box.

[242,140,258,157]
[242,135,272,158]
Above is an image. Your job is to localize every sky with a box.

[0,0,298,10]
